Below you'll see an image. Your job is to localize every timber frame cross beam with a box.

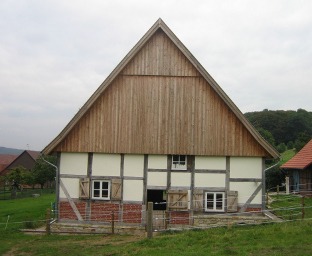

[60,179,83,221]
[239,183,262,213]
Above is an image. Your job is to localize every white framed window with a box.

[205,192,225,212]
[172,155,187,170]
[92,180,110,200]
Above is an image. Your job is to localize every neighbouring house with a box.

[0,155,18,176]
[281,139,312,193]
[42,19,279,226]
[0,150,40,177]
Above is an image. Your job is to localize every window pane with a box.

[94,181,100,189]
[173,155,179,162]
[206,193,214,209]
[216,193,223,210]
[94,189,100,197]
[102,190,108,197]
[180,155,186,162]
[102,182,108,189]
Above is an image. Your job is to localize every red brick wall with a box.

[91,202,119,222]
[122,204,142,223]
[59,201,86,220]
[169,211,190,225]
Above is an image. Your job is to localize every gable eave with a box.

[43,18,279,158]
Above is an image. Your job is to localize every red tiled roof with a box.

[0,155,18,173]
[281,139,312,169]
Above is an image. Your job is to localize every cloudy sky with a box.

[1,0,312,151]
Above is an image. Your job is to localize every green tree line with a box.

[244,108,312,152]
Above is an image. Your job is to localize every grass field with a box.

[269,194,312,220]
[1,193,312,255]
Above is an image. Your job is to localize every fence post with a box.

[266,191,269,207]
[285,176,290,195]
[301,196,305,220]
[111,211,115,234]
[165,211,169,230]
[147,202,153,239]
[46,208,51,235]
[276,185,279,199]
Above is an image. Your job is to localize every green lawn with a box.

[0,193,55,231]
[279,149,296,165]
[1,221,312,255]
[269,194,312,220]
[1,192,312,255]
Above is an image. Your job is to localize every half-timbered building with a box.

[43,19,279,225]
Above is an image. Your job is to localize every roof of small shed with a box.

[281,139,312,169]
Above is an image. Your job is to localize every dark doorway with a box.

[147,189,166,210]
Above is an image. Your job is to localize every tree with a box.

[257,127,275,147]
[276,143,287,153]
[32,155,57,189]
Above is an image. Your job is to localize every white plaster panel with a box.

[59,177,79,199]
[148,155,167,169]
[195,156,226,170]
[194,173,225,187]
[60,153,88,175]
[230,182,262,204]
[92,153,120,176]
[123,180,143,201]
[147,172,167,187]
[123,155,144,177]
[171,173,191,187]
[230,157,262,179]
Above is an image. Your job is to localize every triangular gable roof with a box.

[4,150,40,171]
[42,18,279,158]
[281,139,312,169]
[0,155,18,174]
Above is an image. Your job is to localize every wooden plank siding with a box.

[45,20,278,158]
[54,75,268,156]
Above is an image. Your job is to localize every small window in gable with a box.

[92,180,110,200]
[172,155,187,170]
[205,192,225,212]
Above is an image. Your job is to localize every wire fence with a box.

[1,185,312,236]
[0,187,55,200]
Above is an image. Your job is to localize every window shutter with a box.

[79,178,90,199]
[193,189,203,211]
[167,190,188,210]
[111,179,122,200]
[227,191,238,212]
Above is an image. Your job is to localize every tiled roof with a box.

[0,155,18,173]
[26,150,40,160]
[281,139,312,169]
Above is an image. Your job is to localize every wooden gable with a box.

[43,19,279,158]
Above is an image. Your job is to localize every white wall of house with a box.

[60,177,79,199]
[230,181,262,205]
[124,154,144,177]
[147,172,167,187]
[195,156,226,170]
[194,173,226,187]
[58,153,264,209]
[171,172,191,187]
[148,155,167,169]
[123,180,143,201]
[60,153,88,175]
[92,153,120,176]
[230,157,262,178]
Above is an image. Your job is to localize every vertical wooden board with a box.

[193,190,203,211]
[227,191,238,212]
[167,190,188,210]
[111,178,122,200]
[79,178,90,199]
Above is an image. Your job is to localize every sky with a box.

[1,0,312,151]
